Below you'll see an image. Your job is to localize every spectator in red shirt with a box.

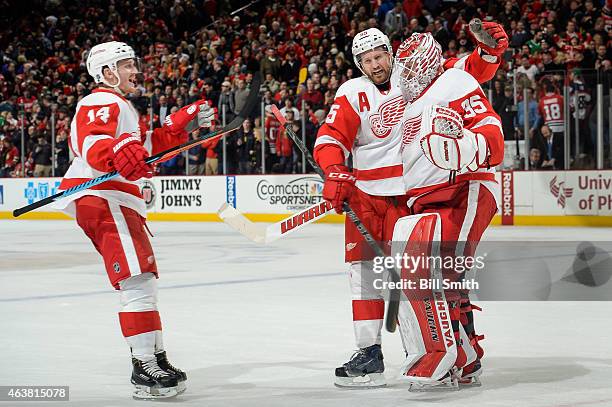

[1,137,19,178]
[275,110,296,174]
[402,0,422,19]
[297,79,324,110]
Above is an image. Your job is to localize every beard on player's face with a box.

[359,50,392,85]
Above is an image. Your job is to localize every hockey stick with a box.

[218,200,333,244]
[270,105,403,333]
[13,73,262,218]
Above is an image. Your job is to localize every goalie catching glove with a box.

[473,22,509,58]
[419,105,490,172]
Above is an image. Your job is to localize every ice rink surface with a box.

[1,220,612,407]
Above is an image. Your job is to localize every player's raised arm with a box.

[146,100,216,155]
[443,21,509,84]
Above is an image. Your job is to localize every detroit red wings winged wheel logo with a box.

[549,176,573,208]
[401,116,421,147]
[369,95,407,138]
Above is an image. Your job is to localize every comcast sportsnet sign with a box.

[256,176,323,211]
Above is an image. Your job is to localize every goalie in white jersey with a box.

[388,32,503,390]
[55,41,215,399]
[313,23,508,388]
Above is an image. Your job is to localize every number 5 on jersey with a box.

[326,104,340,124]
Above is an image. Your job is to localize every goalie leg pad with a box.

[392,214,458,387]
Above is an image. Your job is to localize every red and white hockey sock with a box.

[350,262,385,348]
[119,310,162,360]
[352,299,384,348]
[118,273,161,360]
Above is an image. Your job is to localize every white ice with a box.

[1,220,612,407]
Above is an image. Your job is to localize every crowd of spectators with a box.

[0,0,610,178]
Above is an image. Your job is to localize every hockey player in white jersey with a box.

[388,32,503,390]
[313,24,508,388]
[54,41,215,399]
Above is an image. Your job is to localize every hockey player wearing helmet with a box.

[314,24,507,388]
[54,41,216,399]
[384,32,504,390]
[86,41,142,95]
[352,28,394,87]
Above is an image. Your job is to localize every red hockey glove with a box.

[323,164,356,214]
[164,100,216,135]
[111,133,153,181]
[477,22,509,57]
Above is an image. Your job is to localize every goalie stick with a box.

[13,73,262,218]
[270,104,403,333]
[218,200,333,244]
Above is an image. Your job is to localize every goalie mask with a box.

[394,33,443,103]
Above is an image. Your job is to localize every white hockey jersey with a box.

[55,88,183,217]
[315,75,407,196]
[398,68,504,203]
[314,51,502,197]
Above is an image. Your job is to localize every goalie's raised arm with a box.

[443,21,508,84]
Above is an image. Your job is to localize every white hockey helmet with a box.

[351,28,393,76]
[86,41,137,88]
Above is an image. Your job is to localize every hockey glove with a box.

[476,22,509,58]
[323,164,356,214]
[420,128,489,172]
[164,100,216,135]
[111,133,153,181]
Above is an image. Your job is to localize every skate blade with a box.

[408,378,459,392]
[132,384,179,400]
[459,372,482,388]
[334,373,386,389]
[177,381,187,394]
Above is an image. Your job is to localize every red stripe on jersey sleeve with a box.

[314,95,360,167]
[148,126,188,156]
[444,48,500,84]
[74,103,120,172]
[313,143,345,170]
[448,88,504,167]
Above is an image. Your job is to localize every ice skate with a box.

[156,351,187,393]
[334,344,386,388]
[459,358,482,387]
[131,357,179,400]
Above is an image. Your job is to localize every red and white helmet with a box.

[86,41,138,89]
[394,33,442,102]
[351,28,393,77]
